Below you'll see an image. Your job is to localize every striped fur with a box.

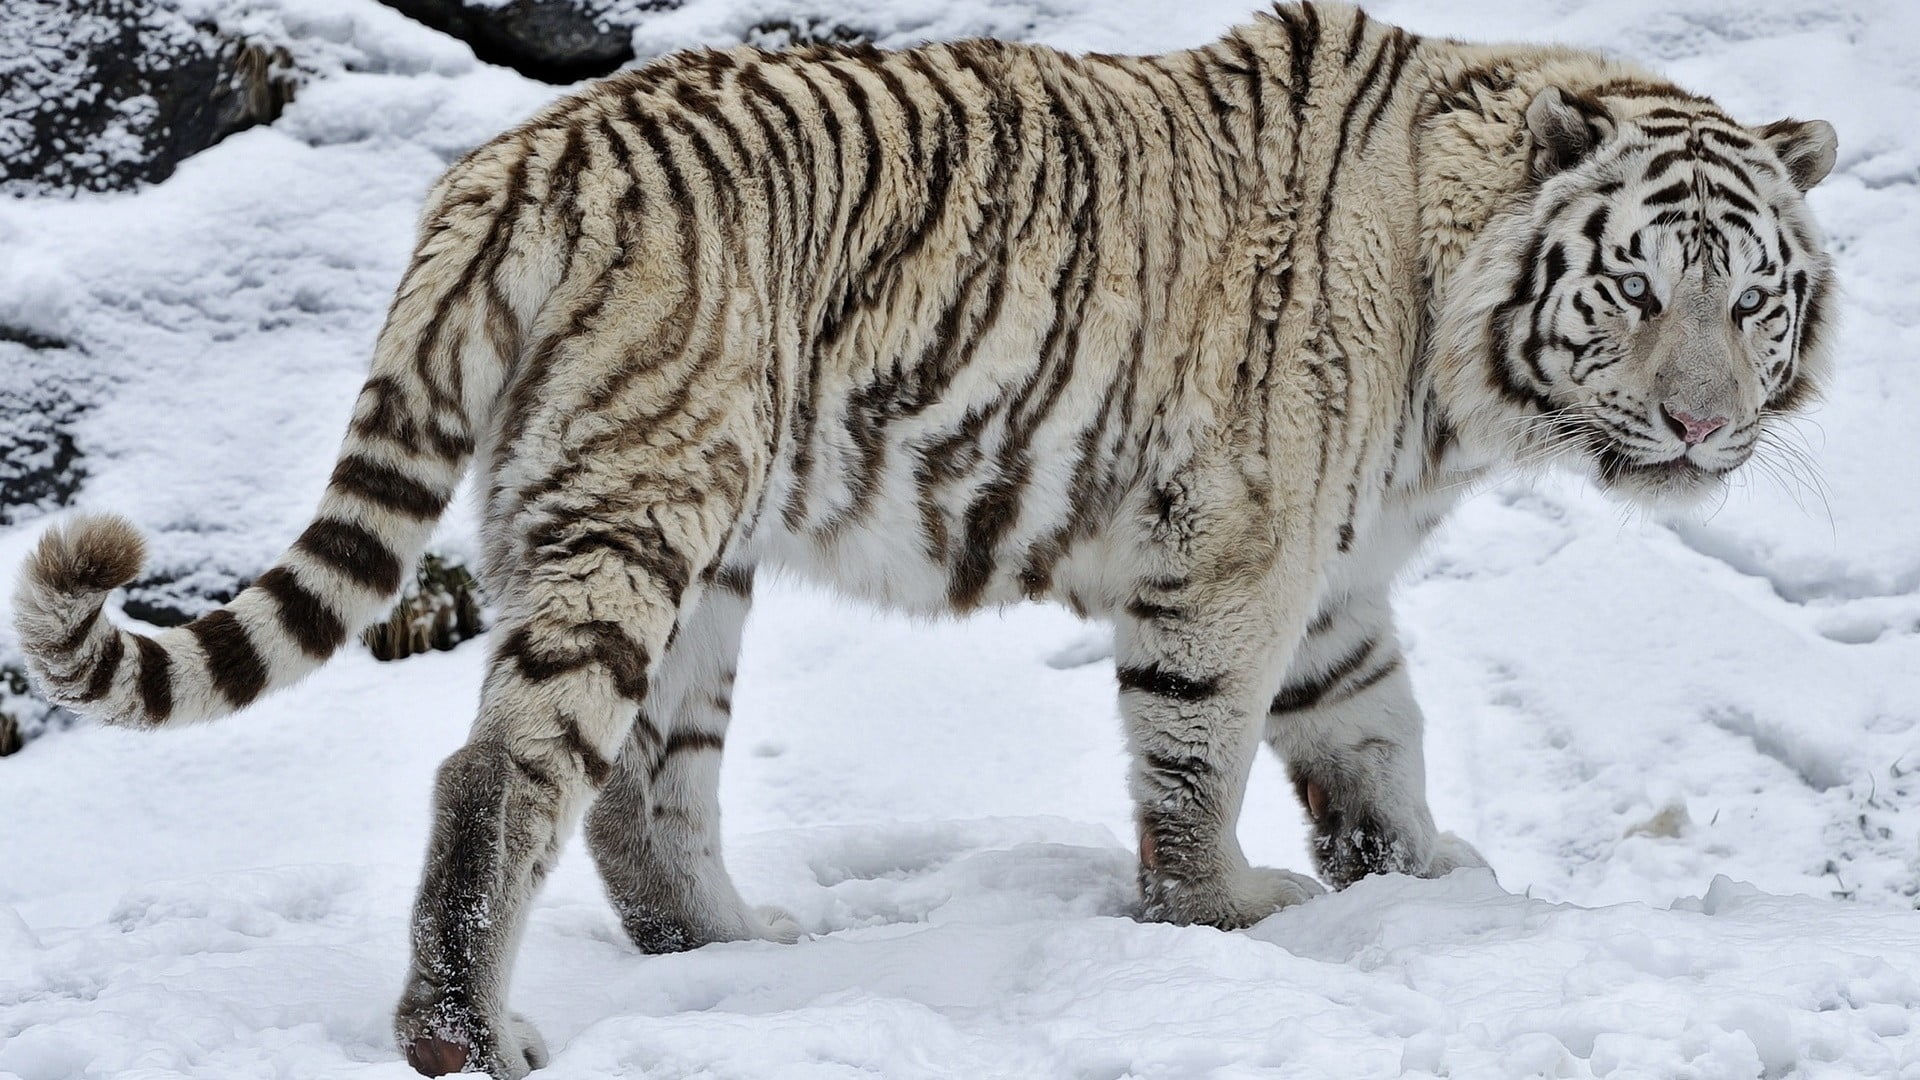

[10,5,1837,1075]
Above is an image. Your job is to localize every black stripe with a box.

[1302,11,1391,539]
[56,605,102,654]
[1117,663,1221,702]
[527,521,692,602]
[1274,2,1318,130]
[295,518,404,596]
[1305,606,1336,636]
[500,621,651,701]
[349,377,472,462]
[1125,597,1184,622]
[1571,293,1597,327]
[1581,204,1611,254]
[714,564,754,597]
[416,146,530,424]
[133,634,174,723]
[545,124,590,259]
[1642,147,1690,182]
[1356,30,1414,153]
[777,61,858,530]
[1271,637,1377,714]
[1699,126,1757,151]
[1184,50,1236,129]
[1141,749,1215,796]
[1486,234,1557,412]
[188,609,269,709]
[253,566,349,658]
[647,730,726,781]
[329,455,449,521]
[76,631,124,703]
[1704,180,1758,215]
[946,75,1101,609]
[1641,180,1691,206]
[1518,243,1568,385]
[511,751,561,792]
[1329,658,1400,707]
[1224,35,1267,139]
[558,715,613,786]
[1016,69,1138,594]
[1340,6,1370,65]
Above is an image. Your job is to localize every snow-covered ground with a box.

[4,0,1920,1076]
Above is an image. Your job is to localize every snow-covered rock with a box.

[374,0,651,82]
[0,0,295,197]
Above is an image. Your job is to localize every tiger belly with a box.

[750,424,1136,618]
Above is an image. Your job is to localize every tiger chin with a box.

[11,2,1836,1075]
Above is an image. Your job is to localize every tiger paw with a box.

[1139,865,1326,929]
[397,1007,547,1078]
[1423,831,1492,879]
[753,904,806,944]
[1306,790,1491,888]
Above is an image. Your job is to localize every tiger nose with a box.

[1661,403,1729,446]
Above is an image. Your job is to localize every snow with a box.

[3,0,1919,1076]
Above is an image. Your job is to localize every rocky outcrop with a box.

[0,662,51,757]
[375,0,662,82]
[0,330,89,527]
[120,570,243,628]
[362,554,488,662]
[371,2,876,84]
[739,17,870,50]
[1,0,295,197]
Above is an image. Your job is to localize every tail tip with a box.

[28,513,146,595]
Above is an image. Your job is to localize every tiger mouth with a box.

[1591,444,1729,491]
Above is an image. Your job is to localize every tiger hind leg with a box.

[585,566,803,953]
[395,482,750,1076]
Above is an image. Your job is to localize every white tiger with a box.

[13,3,1837,1075]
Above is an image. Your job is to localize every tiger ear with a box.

[1525,87,1614,182]
[1758,118,1838,191]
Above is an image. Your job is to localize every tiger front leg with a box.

[1119,586,1326,929]
[1264,592,1489,888]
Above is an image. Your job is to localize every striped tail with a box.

[10,151,531,729]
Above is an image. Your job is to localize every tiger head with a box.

[1434,82,1839,507]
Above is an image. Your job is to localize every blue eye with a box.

[1616,273,1651,304]
[1736,287,1766,313]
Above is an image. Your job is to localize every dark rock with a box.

[0,333,91,527]
[1,0,296,197]
[0,661,60,758]
[376,0,671,83]
[122,570,242,628]
[370,1,890,86]
[741,18,871,50]
[0,325,72,350]
[363,553,487,661]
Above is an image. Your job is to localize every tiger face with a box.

[1442,85,1839,507]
